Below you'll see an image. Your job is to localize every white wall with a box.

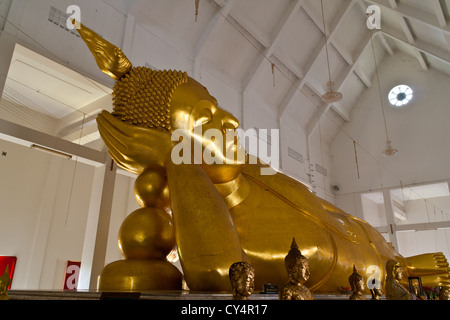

[399,196,450,225]
[331,51,450,260]
[397,229,450,264]
[331,52,450,194]
[0,138,96,289]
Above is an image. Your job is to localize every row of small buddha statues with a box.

[1,237,448,301]
[228,238,450,301]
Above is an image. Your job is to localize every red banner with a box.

[63,261,81,290]
[0,256,17,290]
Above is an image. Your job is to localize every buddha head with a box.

[285,238,310,284]
[229,261,255,300]
[78,22,246,182]
[439,286,450,300]
[348,265,365,293]
[386,260,403,281]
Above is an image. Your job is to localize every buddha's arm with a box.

[165,161,244,291]
[97,111,173,174]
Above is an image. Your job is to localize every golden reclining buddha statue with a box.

[76,22,450,293]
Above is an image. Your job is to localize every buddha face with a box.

[290,258,310,284]
[232,271,255,297]
[356,278,365,292]
[393,264,403,281]
[170,77,246,183]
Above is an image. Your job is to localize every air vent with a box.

[48,6,80,38]
[288,147,303,163]
[315,163,328,177]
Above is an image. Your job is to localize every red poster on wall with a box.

[0,256,17,290]
[63,261,81,290]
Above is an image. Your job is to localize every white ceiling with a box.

[1,0,450,152]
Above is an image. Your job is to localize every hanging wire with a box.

[271,63,276,87]
[424,198,431,224]
[320,0,333,89]
[353,140,360,179]
[399,180,407,221]
[369,29,391,144]
[64,113,86,228]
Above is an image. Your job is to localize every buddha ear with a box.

[75,20,132,80]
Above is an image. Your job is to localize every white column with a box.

[78,164,106,290]
[88,156,117,290]
[382,189,399,251]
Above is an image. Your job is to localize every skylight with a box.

[388,85,413,107]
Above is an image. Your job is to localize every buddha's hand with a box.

[97,110,173,174]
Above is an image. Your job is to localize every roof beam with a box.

[379,34,394,55]
[364,0,450,35]
[194,0,237,57]
[398,14,428,70]
[242,0,303,93]
[388,0,397,9]
[0,118,106,164]
[306,30,376,137]
[363,0,428,69]
[289,0,356,124]
[278,78,302,118]
[193,0,237,77]
[381,25,450,66]
[299,0,356,89]
[431,0,447,28]
[354,65,372,88]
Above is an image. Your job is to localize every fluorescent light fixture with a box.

[30,144,72,159]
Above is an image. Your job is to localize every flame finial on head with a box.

[74,20,132,80]
[284,238,307,274]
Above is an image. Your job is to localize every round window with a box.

[388,85,413,107]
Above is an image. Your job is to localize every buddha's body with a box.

[77,22,450,293]
[99,100,450,293]
[218,163,394,292]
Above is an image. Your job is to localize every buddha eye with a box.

[193,108,212,127]
[192,100,215,128]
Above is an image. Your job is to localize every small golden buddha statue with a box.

[348,265,367,300]
[229,261,255,300]
[370,287,382,300]
[75,21,450,293]
[439,286,450,300]
[279,239,313,300]
[0,266,11,300]
[370,285,383,300]
[385,260,413,300]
